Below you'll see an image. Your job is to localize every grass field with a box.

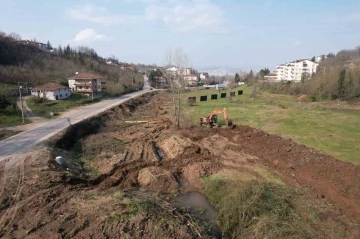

[184,85,360,164]
[27,93,101,118]
[0,108,31,127]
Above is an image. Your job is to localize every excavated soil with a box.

[0,91,359,238]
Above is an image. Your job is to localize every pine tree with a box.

[338,69,346,99]
[46,40,52,50]
[234,73,240,82]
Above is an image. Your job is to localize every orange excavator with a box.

[200,108,233,127]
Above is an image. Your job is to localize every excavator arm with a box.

[208,108,228,121]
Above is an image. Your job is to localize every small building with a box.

[264,73,277,82]
[120,63,136,71]
[184,74,198,86]
[31,82,71,101]
[16,40,47,50]
[199,72,209,80]
[67,72,103,97]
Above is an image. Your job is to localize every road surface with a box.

[0,76,151,159]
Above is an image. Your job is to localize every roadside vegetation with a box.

[27,93,101,118]
[184,85,360,164]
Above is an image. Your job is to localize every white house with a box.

[275,59,318,82]
[166,67,191,76]
[264,73,277,81]
[68,72,103,97]
[199,72,209,80]
[184,74,198,86]
[315,55,327,63]
[31,82,71,101]
[16,40,47,50]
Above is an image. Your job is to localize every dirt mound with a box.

[218,126,360,219]
[138,166,179,193]
[159,135,194,159]
[183,161,220,189]
[297,94,310,102]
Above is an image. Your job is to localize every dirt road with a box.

[0,77,151,160]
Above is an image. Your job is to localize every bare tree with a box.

[164,48,190,129]
[8,32,21,41]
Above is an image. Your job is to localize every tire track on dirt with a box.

[0,157,26,234]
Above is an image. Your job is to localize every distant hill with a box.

[0,32,143,95]
[197,66,238,76]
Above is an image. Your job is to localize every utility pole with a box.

[91,80,94,100]
[18,82,24,123]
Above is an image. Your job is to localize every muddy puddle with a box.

[172,192,217,222]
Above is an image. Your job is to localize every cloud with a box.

[293,40,302,46]
[67,1,226,32]
[145,0,225,32]
[69,29,109,43]
[67,4,140,25]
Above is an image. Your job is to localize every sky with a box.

[1,0,360,71]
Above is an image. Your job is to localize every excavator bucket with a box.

[227,119,233,127]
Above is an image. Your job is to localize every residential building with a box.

[16,40,47,50]
[275,59,318,82]
[184,74,198,86]
[120,63,136,71]
[31,82,71,100]
[315,55,327,63]
[264,73,277,81]
[67,72,103,97]
[199,72,209,80]
[166,67,191,76]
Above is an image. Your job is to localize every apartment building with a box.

[275,59,318,82]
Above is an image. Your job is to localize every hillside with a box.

[0,32,143,95]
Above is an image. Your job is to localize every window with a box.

[60,94,63,97]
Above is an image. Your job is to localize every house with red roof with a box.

[67,72,104,97]
[31,82,71,100]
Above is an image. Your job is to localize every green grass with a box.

[0,83,19,90]
[0,95,31,127]
[0,108,30,127]
[184,86,360,164]
[27,93,102,118]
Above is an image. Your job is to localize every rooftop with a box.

[33,82,68,91]
[68,72,104,80]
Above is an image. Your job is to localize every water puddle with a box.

[172,192,217,223]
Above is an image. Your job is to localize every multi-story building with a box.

[275,59,318,82]
[67,72,103,97]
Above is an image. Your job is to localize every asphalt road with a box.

[0,76,151,159]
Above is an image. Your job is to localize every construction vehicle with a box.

[200,108,233,127]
